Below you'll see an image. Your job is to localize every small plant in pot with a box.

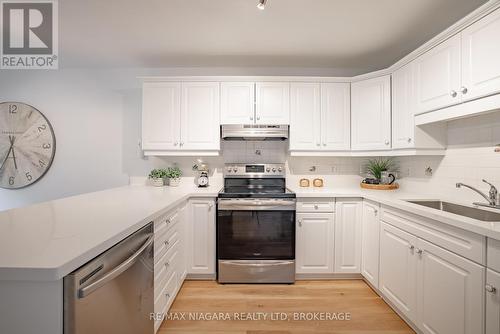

[165,166,182,187]
[363,158,399,184]
[148,169,166,187]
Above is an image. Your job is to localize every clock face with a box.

[0,102,56,189]
[198,176,209,187]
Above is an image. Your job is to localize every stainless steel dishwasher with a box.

[64,223,154,334]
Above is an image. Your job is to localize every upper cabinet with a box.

[461,8,500,102]
[414,34,462,114]
[351,75,392,151]
[255,82,290,124]
[220,82,255,124]
[290,82,350,152]
[220,82,290,125]
[142,81,220,155]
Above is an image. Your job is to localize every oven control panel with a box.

[224,164,285,177]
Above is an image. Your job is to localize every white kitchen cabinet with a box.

[461,8,500,102]
[290,83,321,150]
[296,212,334,274]
[486,269,500,334]
[180,82,220,150]
[290,83,350,152]
[255,82,290,124]
[334,199,362,273]
[379,222,418,323]
[321,83,351,150]
[187,198,216,275]
[220,82,255,124]
[361,200,380,288]
[142,82,181,151]
[351,76,391,151]
[414,34,462,114]
[416,238,484,334]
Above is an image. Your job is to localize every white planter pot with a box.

[168,178,181,187]
[151,178,164,187]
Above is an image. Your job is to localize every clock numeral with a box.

[39,159,46,167]
[42,143,51,149]
[8,104,18,114]
[38,124,47,132]
[9,177,14,186]
[25,172,33,182]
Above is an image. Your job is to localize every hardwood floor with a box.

[158,280,415,334]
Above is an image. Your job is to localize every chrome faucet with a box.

[456,179,500,209]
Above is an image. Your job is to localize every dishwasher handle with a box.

[78,234,154,299]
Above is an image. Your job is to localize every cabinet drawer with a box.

[488,238,500,272]
[154,208,180,236]
[154,270,177,315]
[381,205,486,264]
[154,223,180,264]
[297,198,335,212]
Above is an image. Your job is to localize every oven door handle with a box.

[217,199,296,211]
[223,260,294,267]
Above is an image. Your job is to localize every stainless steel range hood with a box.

[221,125,288,141]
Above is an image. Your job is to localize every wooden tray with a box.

[360,183,399,190]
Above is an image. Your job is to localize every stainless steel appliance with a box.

[64,223,154,334]
[221,124,289,141]
[217,163,296,283]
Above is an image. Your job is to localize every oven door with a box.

[217,198,295,260]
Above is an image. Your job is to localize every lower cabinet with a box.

[187,198,216,275]
[361,200,380,288]
[296,212,334,274]
[379,221,485,334]
[486,269,500,334]
[334,199,362,273]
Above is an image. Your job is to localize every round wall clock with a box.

[0,102,56,189]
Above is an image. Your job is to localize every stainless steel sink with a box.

[406,200,500,222]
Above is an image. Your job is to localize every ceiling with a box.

[60,0,488,75]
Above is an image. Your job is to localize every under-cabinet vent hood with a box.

[221,125,288,141]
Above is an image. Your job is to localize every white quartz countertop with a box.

[0,183,220,281]
[1,183,500,282]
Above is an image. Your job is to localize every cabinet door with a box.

[321,83,351,151]
[290,83,321,150]
[180,82,220,150]
[392,63,415,149]
[296,212,334,274]
[177,204,188,283]
[461,8,500,102]
[379,222,418,323]
[361,201,380,288]
[416,238,484,334]
[220,82,255,124]
[142,82,181,150]
[414,34,462,114]
[334,200,362,273]
[187,199,216,275]
[351,76,391,151]
[255,82,290,124]
[486,269,500,334]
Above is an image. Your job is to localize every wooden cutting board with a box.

[360,183,399,190]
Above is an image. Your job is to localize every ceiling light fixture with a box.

[257,0,267,10]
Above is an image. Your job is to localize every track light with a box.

[257,0,267,10]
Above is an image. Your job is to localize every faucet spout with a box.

[456,182,496,206]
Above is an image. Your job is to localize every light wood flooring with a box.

[158,280,415,334]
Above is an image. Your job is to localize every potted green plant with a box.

[165,166,182,186]
[363,158,399,183]
[148,169,166,187]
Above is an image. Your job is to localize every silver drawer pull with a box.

[165,262,170,267]
[416,249,423,255]
[165,219,171,225]
[164,240,169,246]
[486,284,497,293]
[409,245,415,251]
[166,293,170,299]
[314,205,319,209]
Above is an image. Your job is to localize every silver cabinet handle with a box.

[322,143,326,146]
[486,284,497,293]
[385,140,390,145]
[256,116,261,121]
[179,142,184,147]
[208,203,213,211]
[460,87,468,95]
[78,234,154,298]
[165,261,170,268]
[316,143,320,147]
[174,142,178,146]
[416,248,423,255]
[164,240,169,246]
[298,219,302,227]
[450,90,458,97]
[166,293,170,299]
[165,219,171,225]
[409,245,415,250]
[374,209,378,216]
[314,205,319,209]
[407,138,412,143]
[250,116,253,121]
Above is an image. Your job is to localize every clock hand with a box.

[0,136,14,171]
[8,135,18,170]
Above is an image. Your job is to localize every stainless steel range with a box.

[217,163,296,284]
